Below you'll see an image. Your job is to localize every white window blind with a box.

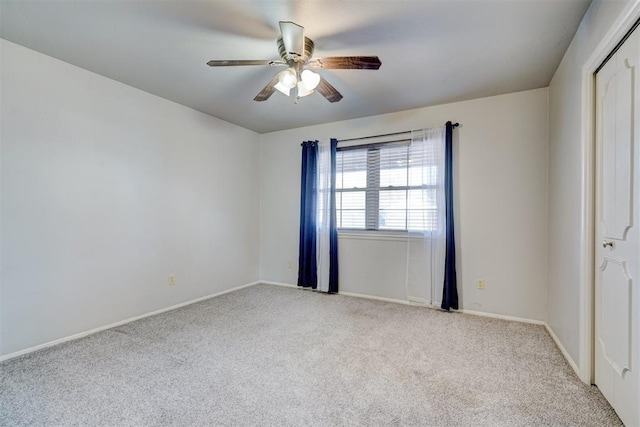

[336,142,439,231]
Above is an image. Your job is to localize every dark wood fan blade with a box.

[207,59,276,67]
[315,78,343,103]
[309,56,381,70]
[253,74,281,102]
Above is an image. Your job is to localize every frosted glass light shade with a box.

[275,68,297,96]
[300,69,320,90]
[297,81,314,97]
[275,82,291,96]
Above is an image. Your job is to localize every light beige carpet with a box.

[0,284,621,426]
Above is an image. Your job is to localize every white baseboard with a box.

[258,282,437,308]
[259,281,430,307]
[407,296,429,305]
[0,281,261,363]
[340,290,546,326]
[339,290,435,307]
[460,308,545,325]
[259,280,297,289]
[260,282,546,326]
[340,292,545,327]
[544,322,581,379]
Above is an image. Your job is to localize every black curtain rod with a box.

[337,138,411,152]
[337,122,459,143]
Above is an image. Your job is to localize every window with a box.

[336,142,440,231]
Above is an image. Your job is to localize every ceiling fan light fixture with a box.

[300,69,320,90]
[274,68,297,96]
[274,83,291,96]
[296,81,314,98]
[297,69,320,97]
[208,20,380,103]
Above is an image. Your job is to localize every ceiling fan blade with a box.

[279,21,305,57]
[253,74,281,102]
[315,78,343,103]
[309,56,382,70]
[207,60,283,67]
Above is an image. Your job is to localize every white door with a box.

[595,25,640,427]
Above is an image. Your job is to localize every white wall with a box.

[260,88,549,321]
[547,0,633,368]
[0,40,261,356]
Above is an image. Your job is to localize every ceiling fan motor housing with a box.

[278,36,315,64]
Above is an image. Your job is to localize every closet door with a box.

[594,24,640,427]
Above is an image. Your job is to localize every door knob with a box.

[602,240,614,248]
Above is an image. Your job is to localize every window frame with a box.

[335,141,438,232]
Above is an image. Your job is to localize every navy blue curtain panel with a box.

[298,140,318,289]
[328,138,339,293]
[441,122,459,310]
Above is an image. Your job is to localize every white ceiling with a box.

[0,0,591,134]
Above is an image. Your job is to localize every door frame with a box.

[579,0,640,384]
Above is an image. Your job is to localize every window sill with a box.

[338,230,409,242]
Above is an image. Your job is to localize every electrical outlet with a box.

[476,278,485,290]
[168,275,175,286]
[288,261,294,269]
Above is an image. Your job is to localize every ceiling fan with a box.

[207,21,382,103]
